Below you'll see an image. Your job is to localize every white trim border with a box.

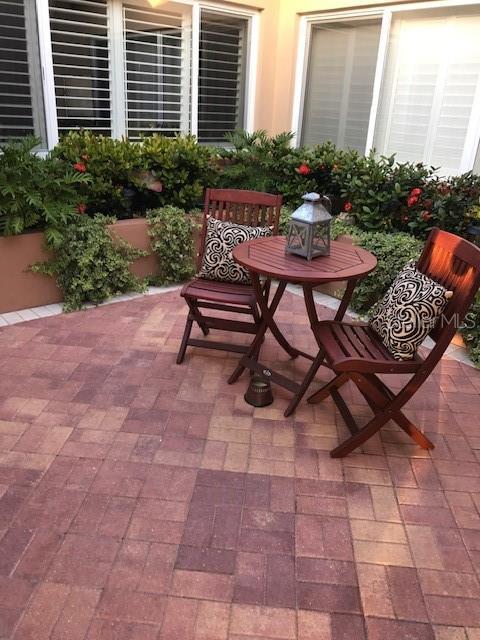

[35,0,58,149]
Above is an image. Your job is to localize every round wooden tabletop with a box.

[232,235,377,284]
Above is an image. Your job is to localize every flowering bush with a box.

[216,132,351,211]
[53,130,215,217]
[3,130,480,243]
[52,131,143,217]
[335,152,480,238]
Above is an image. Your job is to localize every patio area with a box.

[0,288,479,639]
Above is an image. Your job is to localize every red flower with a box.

[344,201,353,213]
[401,214,410,223]
[76,203,87,214]
[410,187,422,197]
[73,162,87,173]
[297,163,311,175]
[407,195,418,207]
[421,210,432,222]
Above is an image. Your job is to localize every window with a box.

[301,20,381,152]
[123,4,186,138]
[49,0,111,136]
[0,0,46,146]
[198,11,248,144]
[374,10,480,176]
[297,5,480,175]
[45,0,254,145]
[1,1,255,147]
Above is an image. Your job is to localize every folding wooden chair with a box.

[176,188,282,364]
[308,228,480,457]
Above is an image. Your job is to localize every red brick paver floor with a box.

[1,290,480,639]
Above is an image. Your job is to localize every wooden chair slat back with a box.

[196,188,283,271]
[417,228,480,343]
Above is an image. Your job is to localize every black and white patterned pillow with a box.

[369,261,452,361]
[198,217,272,285]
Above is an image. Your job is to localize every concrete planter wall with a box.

[0,218,159,314]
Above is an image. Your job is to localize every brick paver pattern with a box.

[0,290,480,639]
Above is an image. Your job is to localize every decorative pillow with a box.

[369,261,453,361]
[198,217,272,285]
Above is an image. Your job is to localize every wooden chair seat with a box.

[181,278,256,307]
[315,320,423,374]
[176,188,282,364]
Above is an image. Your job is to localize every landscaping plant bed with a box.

[0,219,156,313]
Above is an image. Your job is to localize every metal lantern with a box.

[285,193,332,260]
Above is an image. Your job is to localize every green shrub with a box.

[215,130,306,199]
[460,293,480,367]
[0,137,89,246]
[335,151,480,238]
[331,219,423,314]
[215,131,345,208]
[279,206,294,235]
[32,215,147,311]
[427,173,480,238]
[53,130,216,217]
[334,152,435,233]
[141,135,215,209]
[53,131,148,217]
[47,129,480,238]
[216,131,480,237]
[147,206,198,284]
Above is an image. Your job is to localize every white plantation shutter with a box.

[301,20,381,152]
[374,11,480,175]
[0,0,46,145]
[123,4,186,139]
[198,12,247,144]
[49,0,111,135]
[474,143,480,175]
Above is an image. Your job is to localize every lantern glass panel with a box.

[312,221,330,256]
[287,221,308,253]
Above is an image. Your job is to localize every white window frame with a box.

[35,0,58,149]
[291,0,480,173]
[119,0,192,138]
[24,0,258,149]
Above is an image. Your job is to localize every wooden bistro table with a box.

[228,235,377,416]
